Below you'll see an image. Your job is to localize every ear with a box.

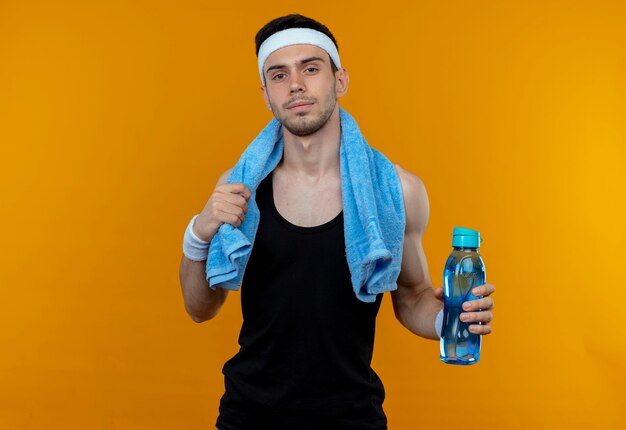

[261,86,273,111]
[334,68,349,98]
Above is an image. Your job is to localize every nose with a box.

[289,75,305,94]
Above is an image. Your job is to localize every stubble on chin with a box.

[267,78,338,137]
[276,98,337,137]
[283,112,325,137]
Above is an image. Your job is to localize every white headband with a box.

[257,27,341,85]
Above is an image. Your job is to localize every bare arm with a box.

[391,164,495,339]
[178,167,251,323]
[391,164,442,340]
[179,255,228,323]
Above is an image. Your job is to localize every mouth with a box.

[287,101,314,110]
[287,103,314,114]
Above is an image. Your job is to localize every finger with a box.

[214,201,246,222]
[216,190,249,213]
[238,184,252,201]
[469,323,492,335]
[462,297,494,311]
[216,209,243,227]
[433,287,444,300]
[471,283,495,297]
[220,182,252,200]
[460,310,493,324]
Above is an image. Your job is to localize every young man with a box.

[179,14,495,430]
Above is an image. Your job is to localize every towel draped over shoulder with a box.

[206,107,406,303]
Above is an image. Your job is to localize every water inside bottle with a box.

[440,255,485,365]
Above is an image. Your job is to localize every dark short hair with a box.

[255,14,339,73]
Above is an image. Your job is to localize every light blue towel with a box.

[206,107,406,303]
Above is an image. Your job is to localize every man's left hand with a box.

[434,283,496,335]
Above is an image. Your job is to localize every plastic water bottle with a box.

[440,227,486,365]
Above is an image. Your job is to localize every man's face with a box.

[261,44,348,137]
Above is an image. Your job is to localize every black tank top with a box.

[216,172,387,430]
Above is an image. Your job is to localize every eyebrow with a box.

[265,56,327,74]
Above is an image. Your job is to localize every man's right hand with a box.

[193,181,251,242]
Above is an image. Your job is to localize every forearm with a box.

[392,282,443,340]
[179,255,227,322]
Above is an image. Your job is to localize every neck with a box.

[278,106,341,181]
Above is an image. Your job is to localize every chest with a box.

[271,174,343,228]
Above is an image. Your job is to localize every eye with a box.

[305,67,318,73]
[272,73,286,81]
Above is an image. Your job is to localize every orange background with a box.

[1,0,625,428]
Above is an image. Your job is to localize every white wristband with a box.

[183,214,210,261]
[435,308,444,338]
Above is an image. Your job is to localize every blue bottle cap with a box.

[451,227,483,248]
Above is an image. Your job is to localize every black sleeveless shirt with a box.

[216,172,387,430]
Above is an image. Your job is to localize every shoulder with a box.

[216,166,235,186]
[393,163,428,207]
[393,163,425,194]
[393,163,430,236]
